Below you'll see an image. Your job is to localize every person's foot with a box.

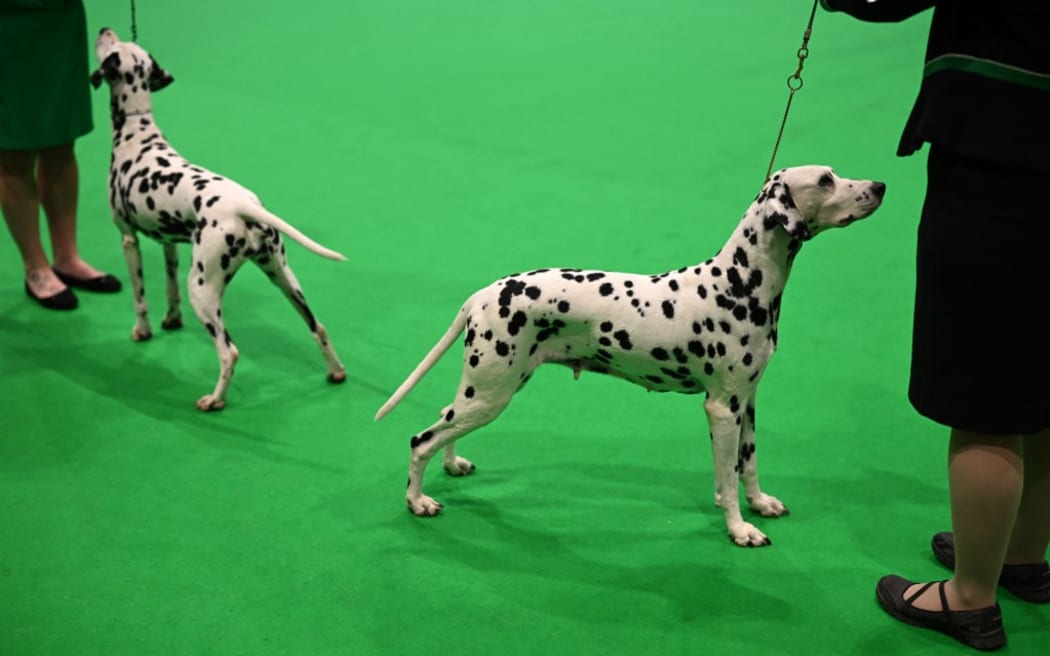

[52,256,122,293]
[932,532,1050,603]
[25,268,77,310]
[876,576,1006,651]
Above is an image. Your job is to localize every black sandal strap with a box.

[936,581,956,628]
[902,580,937,609]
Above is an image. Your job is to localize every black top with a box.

[822,0,1050,172]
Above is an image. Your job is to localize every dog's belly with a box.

[121,207,197,243]
[554,353,708,394]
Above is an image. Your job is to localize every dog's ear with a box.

[764,182,811,241]
[89,52,121,89]
[147,56,174,92]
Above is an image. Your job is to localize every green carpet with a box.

[3,2,1042,654]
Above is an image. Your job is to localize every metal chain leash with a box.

[765,0,820,181]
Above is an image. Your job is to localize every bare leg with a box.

[36,143,105,280]
[1007,429,1050,564]
[908,430,1024,610]
[0,148,67,297]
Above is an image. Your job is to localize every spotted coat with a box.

[376,165,886,547]
[92,29,347,410]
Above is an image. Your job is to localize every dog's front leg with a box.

[121,233,152,341]
[161,242,183,330]
[740,397,788,518]
[705,395,771,547]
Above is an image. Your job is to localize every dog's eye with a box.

[818,173,834,188]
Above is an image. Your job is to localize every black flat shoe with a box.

[932,532,1050,603]
[876,576,1006,651]
[25,281,78,310]
[52,268,122,293]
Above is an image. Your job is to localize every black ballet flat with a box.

[876,575,1006,651]
[52,268,122,293]
[25,281,78,310]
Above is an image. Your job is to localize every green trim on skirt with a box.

[925,54,1050,92]
[0,1,94,150]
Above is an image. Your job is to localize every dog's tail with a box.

[238,204,346,261]
[374,302,471,422]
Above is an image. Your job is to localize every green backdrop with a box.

[4,2,1040,655]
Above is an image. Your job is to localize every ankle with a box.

[947,579,997,610]
[1004,550,1048,566]
[50,254,81,273]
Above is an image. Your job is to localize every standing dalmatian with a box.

[91,29,346,410]
[376,166,885,547]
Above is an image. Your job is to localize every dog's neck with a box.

[108,103,163,152]
[714,198,805,290]
[694,197,805,338]
[106,86,160,143]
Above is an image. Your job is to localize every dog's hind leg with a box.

[161,242,183,330]
[705,393,771,547]
[406,379,518,516]
[254,245,346,384]
[740,396,788,518]
[186,257,238,412]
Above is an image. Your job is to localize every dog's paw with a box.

[443,456,476,477]
[408,495,443,517]
[327,369,347,384]
[131,326,153,342]
[161,315,183,331]
[196,395,226,412]
[728,521,772,547]
[748,493,789,518]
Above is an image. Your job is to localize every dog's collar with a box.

[120,109,153,118]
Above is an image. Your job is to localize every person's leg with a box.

[36,143,106,280]
[1007,429,1050,564]
[907,430,1024,611]
[0,148,68,297]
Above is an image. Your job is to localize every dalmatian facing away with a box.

[376,166,885,546]
[91,29,347,411]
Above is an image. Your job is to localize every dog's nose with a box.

[872,182,886,199]
[99,27,111,35]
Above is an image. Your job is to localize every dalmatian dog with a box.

[91,28,347,411]
[376,166,885,546]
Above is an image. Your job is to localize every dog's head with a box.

[762,166,886,241]
[90,28,173,93]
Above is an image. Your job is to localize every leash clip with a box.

[787,33,812,90]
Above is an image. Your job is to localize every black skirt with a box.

[909,146,1050,434]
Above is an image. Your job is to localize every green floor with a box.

[3,2,1044,654]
